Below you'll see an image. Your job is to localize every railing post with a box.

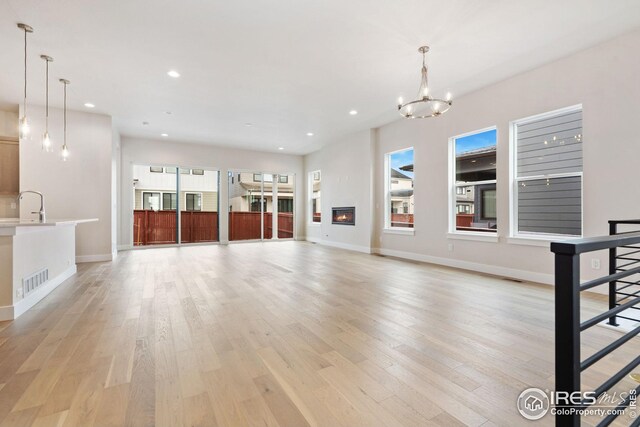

[608,221,619,326]
[555,252,581,427]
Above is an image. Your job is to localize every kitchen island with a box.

[0,218,97,320]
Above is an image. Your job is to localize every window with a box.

[384,148,414,229]
[450,128,497,233]
[143,192,160,210]
[511,105,582,237]
[278,198,293,213]
[162,193,177,210]
[192,169,204,176]
[186,193,202,211]
[165,167,176,174]
[180,168,190,174]
[278,175,288,184]
[253,173,261,182]
[150,166,163,173]
[309,170,321,223]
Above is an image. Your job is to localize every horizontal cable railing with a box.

[552,228,640,426]
[609,220,640,325]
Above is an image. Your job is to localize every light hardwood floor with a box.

[0,241,638,427]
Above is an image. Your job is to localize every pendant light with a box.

[59,79,70,161]
[41,55,54,151]
[17,23,34,140]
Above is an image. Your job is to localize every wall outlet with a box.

[10,202,16,209]
[16,288,23,299]
[591,259,601,270]
[448,243,454,252]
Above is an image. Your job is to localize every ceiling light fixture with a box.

[167,70,180,78]
[17,23,33,140]
[397,46,452,119]
[349,110,358,115]
[161,133,168,137]
[306,132,314,136]
[60,79,70,161]
[84,103,95,108]
[41,55,54,152]
[278,147,284,150]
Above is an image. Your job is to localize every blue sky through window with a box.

[390,148,414,178]
[455,129,496,155]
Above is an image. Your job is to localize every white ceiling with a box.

[1,0,639,155]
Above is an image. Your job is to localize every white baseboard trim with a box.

[117,244,131,251]
[0,264,77,321]
[306,237,372,254]
[373,247,554,285]
[76,254,113,263]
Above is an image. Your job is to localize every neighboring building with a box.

[133,166,219,212]
[393,167,414,214]
[228,172,294,213]
[455,146,497,228]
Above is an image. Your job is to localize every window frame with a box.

[308,170,321,225]
[383,147,415,234]
[509,104,583,241]
[162,192,178,211]
[142,191,161,210]
[448,126,498,240]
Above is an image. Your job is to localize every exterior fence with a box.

[134,210,293,245]
[391,213,414,228]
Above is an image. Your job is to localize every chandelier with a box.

[397,46,452,119]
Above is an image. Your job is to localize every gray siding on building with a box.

[518,176,582,235]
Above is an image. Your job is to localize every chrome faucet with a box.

[18,191,46,222]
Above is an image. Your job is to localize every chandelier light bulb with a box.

[423,87,429,97]
[446,92,452,101]
[397,97,403,106]
[61,144,69,161]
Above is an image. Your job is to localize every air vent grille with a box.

[23,268,49,296]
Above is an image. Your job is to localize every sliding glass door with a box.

[133,164,219,246]
[228,171,295,241]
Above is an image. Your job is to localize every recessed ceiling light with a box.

[306,132,314,136]
[142,121,149,126]
[245,123,253,127]
[167,70,180,78]
[161,133,168,137]
[84,103,95,108]
[278,147,284,150]
[165,111,172,115]
[349,110,358,115]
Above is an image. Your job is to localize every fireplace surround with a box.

[332,207,355,225]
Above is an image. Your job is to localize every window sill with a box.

[447,232,498,243]
[383,228,415,236]
[507,235,579,247]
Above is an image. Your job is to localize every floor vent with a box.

[23,268,49,296]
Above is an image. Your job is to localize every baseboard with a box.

[76,253,113,263]
[0,264,77,321]
[373,247,554,285]
[117,244,131,251]
[306,237,372,254]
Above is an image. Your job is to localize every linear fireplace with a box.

[332,207,355,226]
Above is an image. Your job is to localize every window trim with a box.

[162,192,178,211]
[509,104,583,240]
[448,126,498,237]
[384,147,414,231]
[308,170,321,225]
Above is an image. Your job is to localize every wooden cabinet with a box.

[0,138,19,195]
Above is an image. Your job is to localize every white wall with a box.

[119,137,304,247]
[0,110,18,138]
[304,129,375,253]
[19,105,115,261]
[306,29,640,284]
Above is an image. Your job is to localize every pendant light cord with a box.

[23,28,27,117]
[45,59,49,130]
[63,82,67,144]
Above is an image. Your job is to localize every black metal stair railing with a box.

[609,220,640,326]
[552,229,640,426]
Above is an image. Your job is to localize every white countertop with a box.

[0,218,98,228]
